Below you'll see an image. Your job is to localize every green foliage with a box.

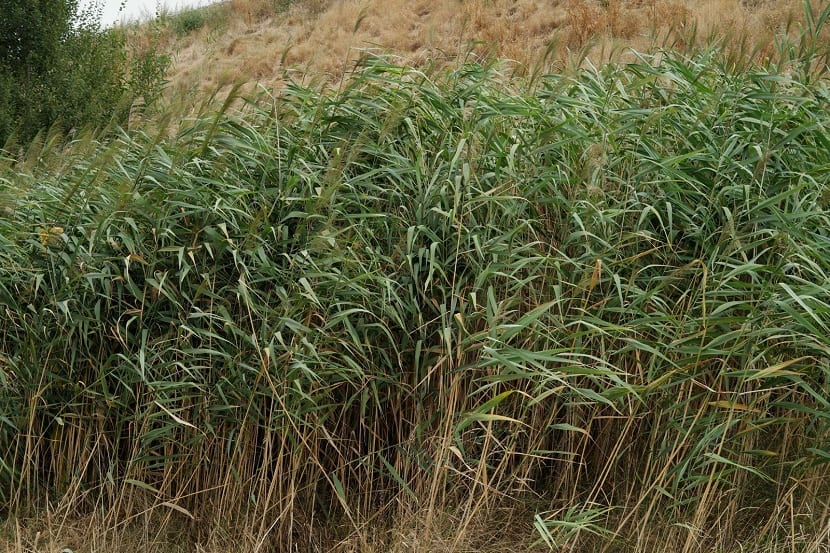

[167,7,210,37]
[1,25,829,552]
[174,10,207,35]
[0,0,169,148]
[155,3,228,40]
[0,0,74,74]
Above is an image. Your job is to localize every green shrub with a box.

[170,8,209,37]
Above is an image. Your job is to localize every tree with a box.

[0,0,74,75]
[0,0,168,148]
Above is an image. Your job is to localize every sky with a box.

[81,0,217,27]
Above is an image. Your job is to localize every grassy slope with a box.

[2,2,830,552]
[142,0,816,92]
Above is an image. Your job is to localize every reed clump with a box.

[1,7,829,550]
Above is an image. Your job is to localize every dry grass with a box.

[4,502,827,552]
[132,0,813,94]
[1,506,545,552]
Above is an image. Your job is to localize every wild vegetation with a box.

[2,1,830,552]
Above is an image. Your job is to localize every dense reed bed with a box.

[2,13,830,551]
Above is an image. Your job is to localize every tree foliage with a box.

[0,0,168,147]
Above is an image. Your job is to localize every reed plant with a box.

[1,6,829,550]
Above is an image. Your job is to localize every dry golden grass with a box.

[134,0,812,95]
[5,500,826,552]
[1,505,545,552]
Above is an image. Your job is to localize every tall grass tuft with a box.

[2,16,830,551]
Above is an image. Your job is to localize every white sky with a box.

[81,0,218,27]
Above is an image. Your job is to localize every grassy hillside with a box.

[2,2,830,552]
[137,0,825,93]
